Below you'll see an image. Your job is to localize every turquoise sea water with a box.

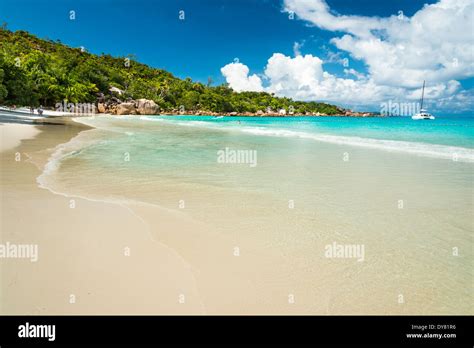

[132,115,474,164]
[35,114,473,314]
[156,115,474,148]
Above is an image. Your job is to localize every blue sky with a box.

[1,0,472,113]
[0,0,435,82]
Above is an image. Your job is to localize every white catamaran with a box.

[412,80,435,120]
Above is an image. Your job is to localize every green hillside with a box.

[0,28,342,115]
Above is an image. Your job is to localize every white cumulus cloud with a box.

[284,0,474,91]
[220,62,263,92]
[220,0,474,111]
[222,53,394,107]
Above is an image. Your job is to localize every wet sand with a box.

[0,123,41,152]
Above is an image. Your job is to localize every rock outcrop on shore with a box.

[115,102,137,115]
[136,99,159,115]
[97,99,159,116]
[97,103,106,113]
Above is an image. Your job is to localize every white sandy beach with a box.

[0,123,41,153]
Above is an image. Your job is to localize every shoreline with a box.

[155,111,380,117]
[1,105,381,118]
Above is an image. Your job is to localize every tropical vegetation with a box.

[0,28,342,115]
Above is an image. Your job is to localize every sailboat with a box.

[412,80,435,120]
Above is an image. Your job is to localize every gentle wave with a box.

[239,127,474,162]
[139,116,166,122]
[138,117,474,162]
[35,125,197,221]
[79,116,474,163]
[36,130,102,191]
[140,116,223,127]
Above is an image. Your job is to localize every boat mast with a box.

[420,80,425,111]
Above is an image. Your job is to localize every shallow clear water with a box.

[36,115,473,314]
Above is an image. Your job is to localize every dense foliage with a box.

[0,28,341,114]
